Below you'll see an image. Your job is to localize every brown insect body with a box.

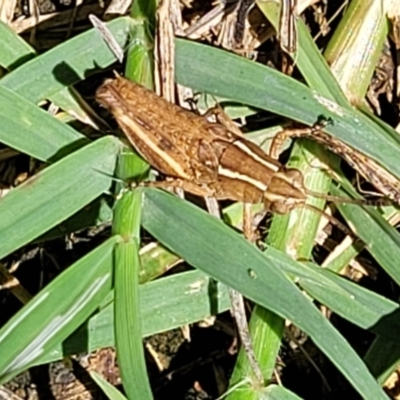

[96,76,309,214]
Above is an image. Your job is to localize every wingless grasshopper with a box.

[96,75,384,384]
[96,76,376,224]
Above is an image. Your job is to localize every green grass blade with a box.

[0,136,120,258]
[229,308,284,393]
[228,141,334,394]
[0,22,103,128]
[112,166,152,400]
[265,141,333,258]
[280,261,398,332]
[0,21,35,68]
[114,235,152,399]
[141,188,388,399]
[0,84,86,161]
[48,86,106,129]
[0,17,131,102]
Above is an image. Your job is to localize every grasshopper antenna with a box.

[305,189,393,207]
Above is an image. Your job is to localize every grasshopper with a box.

[96,75,334,216]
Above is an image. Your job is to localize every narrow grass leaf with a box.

[138,242,181,283]
[0,21,35,68]
[280,261,398,331]
[0,84,86,161]
[0,17,131,102]
[49,86,106,129]
[114,191,152,399]
[141,188,388,400]
[0,136,120,258]
[0,23,103,128]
